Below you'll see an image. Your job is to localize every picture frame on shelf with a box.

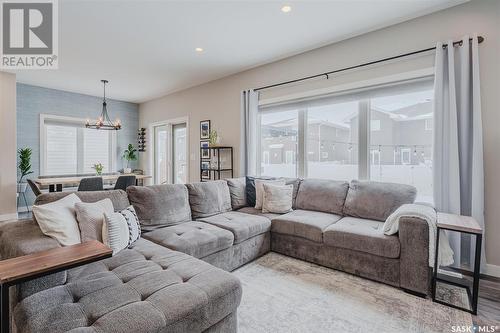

[200,140,211,159]
[200,120,211,139]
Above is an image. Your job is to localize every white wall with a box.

[139,0,500,266]
[0,71,17,221]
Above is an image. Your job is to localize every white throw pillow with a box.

[103,206,141,254]
[75,198,114,242]
[254,179,285,210]
[262,183,293,214]
[33,193,82,246]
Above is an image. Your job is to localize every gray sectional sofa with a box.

[0,178,431,332]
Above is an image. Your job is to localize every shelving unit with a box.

[200,146,233,182]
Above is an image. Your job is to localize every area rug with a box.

[233,253,472,333]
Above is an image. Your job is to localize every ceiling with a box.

[12,0,466,103]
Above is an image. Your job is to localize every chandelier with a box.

[85,80,121,130]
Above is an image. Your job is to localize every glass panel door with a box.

[154,125,168,184]
[172,123,187,184]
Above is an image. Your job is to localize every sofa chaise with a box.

[0,178,431,332]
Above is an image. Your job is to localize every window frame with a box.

[257,73,434,182]
[40,114,117,176]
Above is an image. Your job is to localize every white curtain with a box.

[240,90,259,176]
[433,35,486,269]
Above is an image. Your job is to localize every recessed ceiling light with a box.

[281,5,291,13]
[195,47,204,52]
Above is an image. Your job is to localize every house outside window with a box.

[258,77,434,203]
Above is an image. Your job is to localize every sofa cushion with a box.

[271,209,342,243]
[283,178,301,209]
[127,184,192,231]
[237,206,282,220]
[142,221,234,258]
[198,211,271,244]
[226,177,247,210]
[186,180,232,218]
[343,180,417,222]
[35,190,130,211]
[14,238,242,333]
[323,217,401,258]
[295,179,349,215]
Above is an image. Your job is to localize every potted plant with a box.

[209,129,220,146]
[92,162,104,176]
[17,148,34,193]
[122,144,137,174]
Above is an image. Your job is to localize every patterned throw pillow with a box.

[103,206,141,254]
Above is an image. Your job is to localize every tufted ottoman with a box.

[13,238,242,333]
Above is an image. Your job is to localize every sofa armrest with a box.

[0,219,67,301]
[398,216,431,295]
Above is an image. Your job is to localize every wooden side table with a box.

[432,212,483,315]
[0,241,112,333]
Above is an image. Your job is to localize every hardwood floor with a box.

[474,277,500,327]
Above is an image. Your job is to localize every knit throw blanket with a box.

[383,204,454,268]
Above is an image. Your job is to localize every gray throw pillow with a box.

[75,198,114,242]
[226,177,247,210]
[103,206,141,255]
[262,183,293,214]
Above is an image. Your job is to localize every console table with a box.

[0,241,112,333]
[432,212,482,315]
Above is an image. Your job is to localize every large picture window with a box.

[41,115,116,175]
[258,77,434,203]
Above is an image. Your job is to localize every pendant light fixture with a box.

[85,80,121,130]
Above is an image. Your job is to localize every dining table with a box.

[35,174,152,192]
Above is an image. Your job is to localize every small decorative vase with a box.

[124,167,132,174]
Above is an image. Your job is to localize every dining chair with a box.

[27,179,42,196]
[77,177,104,191]
[132,169,144,186]
[114,175,136,191]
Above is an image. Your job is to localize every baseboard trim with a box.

[484,264,500,278]
[0,213,18,222]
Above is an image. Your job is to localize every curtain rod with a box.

[254,36,484,92]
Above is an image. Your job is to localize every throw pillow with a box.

[226,177,247,210]
[75,198,114,242]
[245,176,274,207]
[103,206,141,255]
[262,183,293,214]
[32,193,82,246]
[255,179,286,209]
